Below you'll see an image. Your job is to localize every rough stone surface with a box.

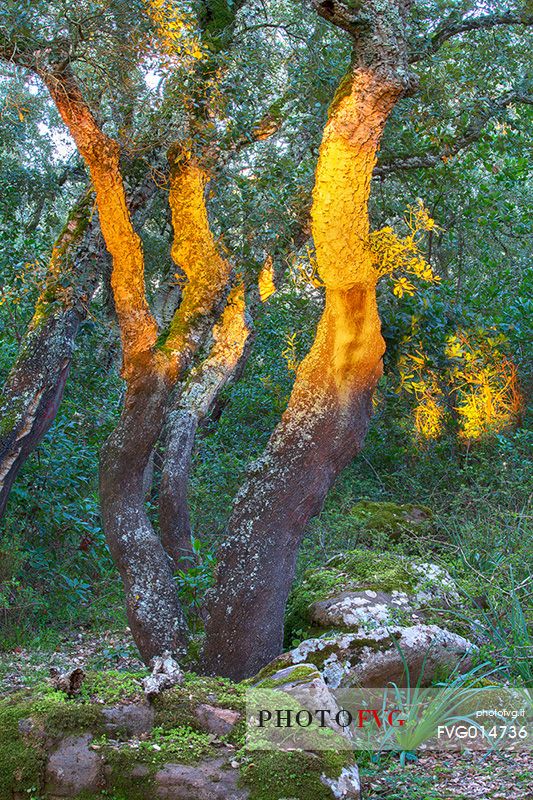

[310,588,420,630]
[195,703,241,736]
[129,763,152,778]
[254,663,351,740]
[155,758,249,799]
[285,549,462,648]
[143,652,184,697]
[290,625,474,688]
[101,702,155,736]
[322,764,361,798]
[45,734,105,796]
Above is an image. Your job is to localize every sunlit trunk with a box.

[98,151,233,662]
[204,68,403,679]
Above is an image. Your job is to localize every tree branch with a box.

[40,64,159,377]
[375,90,532,177]
[410,9,533,63]
[0,37,159,377]
[309,0,366,37]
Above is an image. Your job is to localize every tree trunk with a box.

[99,151,234,663]
[0,165,160,520]
[159,284,252,570]
[203,66,404,679]
[100,361,190,661]
[0,192,101,518]
[158,408,198,570]
[33,58,232,662]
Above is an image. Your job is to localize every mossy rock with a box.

[0,671,247,799]
[0,670,365,799]
[0,684,106,800]
[284,547,457,646]
[239,748,355,800]
[347,500,432,540]
[153,672,245,734]
[252,662,320,689]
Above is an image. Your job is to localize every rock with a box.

[45,734,105,796]
[347,500,432,541]
[282,549,473,688]
[155,758,249,799]
[310,588,419,630]
[102,702,155,736]
[288,624,474,688]
[143,652,184,698]
[253,663,351,741]
[253,662,321,690]
[285,548,460,644]
[195,703,241,736]
[49,667,85,696]
[322,764,361,799]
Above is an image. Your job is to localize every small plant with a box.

[449,569,532,686]
[174,536,216,627]
[376,643,500,765]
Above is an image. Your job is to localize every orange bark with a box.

[42,67,157,378]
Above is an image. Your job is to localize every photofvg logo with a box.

[256,706,405,731]
[245,686,532,752]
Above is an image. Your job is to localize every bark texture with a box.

[0,166,159,520]
[159,284,252,570]
[40,65,158,379]
[37,62,233,662]
[203,14,411,677]
[99,151,233,663]
[100,360,190,660]
[0,192,102,517]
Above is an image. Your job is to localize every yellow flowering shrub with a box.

[145,0,205,66]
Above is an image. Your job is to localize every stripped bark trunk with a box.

[159,284,252,570]
[203,2,414,677]
[203,288,386,678]
[29,60,231,661]
[99,152,234,661]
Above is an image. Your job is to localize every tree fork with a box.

[35,64,232,662]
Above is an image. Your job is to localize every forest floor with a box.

[0,626,531,800]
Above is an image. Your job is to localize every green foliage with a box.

[449,571,533,685]
[174,535,216,628]
[80,671,146,704]
[377,655,500,766]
